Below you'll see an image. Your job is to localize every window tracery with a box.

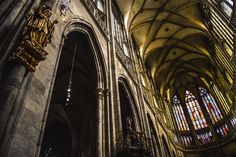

[197,131,213,144]
[230,116,236,128]
[93,0,105,12]
[216,124,229,137]
[180,136,193,146]
[199,87,223,124]
[218,0,234,16]
[173,95,189,131]
[185,90,208,130]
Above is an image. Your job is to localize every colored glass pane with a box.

[173,95,189,131]
[197,131,213,144]
[199,87,223,124]
[185,90,208,130]
[216,124,229,137]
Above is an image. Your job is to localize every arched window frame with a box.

[172,95,190,131]
[199,86,223,124]
[217,0,234,17]
[185,90,208,130]
[93,0,105,12]
[112,3,130,57]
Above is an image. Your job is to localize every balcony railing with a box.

[115,41,138,83]
[81,0,107,35]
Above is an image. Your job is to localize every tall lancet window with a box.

[185,90,208,130]
[173,95,189,131]
[219,0,234,16]
[199,87,223,124]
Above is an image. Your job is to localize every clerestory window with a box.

[173,95,190,131]
[185,90,208,130]
[199,86,223,124]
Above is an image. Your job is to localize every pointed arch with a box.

[118,77,142,132]
[185,90,208,130]
[199,86,223,124]
[172,95,189,131]
[38,19,108,157]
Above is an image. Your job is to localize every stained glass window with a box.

[219,0,234,16]
[180,136,192,146]
[173,95,190,131]
[230,116,236,128]
[185,90,208,130]
[213,85,230,113]
[199,87,223,124]
[216,124,229,137]
[197,131,213,144]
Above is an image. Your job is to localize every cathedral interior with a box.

[0,0,236,157]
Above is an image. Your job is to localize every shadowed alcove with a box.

[40,31,98,157]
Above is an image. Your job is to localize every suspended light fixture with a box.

[65,40,77,106]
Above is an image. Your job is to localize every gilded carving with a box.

[11,5,57,72]
[117,117,151,157]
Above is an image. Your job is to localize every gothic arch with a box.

[61,18,108,88]
[38,20,108,157]
[39,111,73,157]
[118,77,142,133]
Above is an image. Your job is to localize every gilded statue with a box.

[10,5,57,72]
[24,5,56,47]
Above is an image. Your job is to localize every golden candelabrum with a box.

[10,5,57,72]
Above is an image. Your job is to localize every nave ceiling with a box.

[115,0,216,100]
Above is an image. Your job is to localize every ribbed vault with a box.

[115,0,215,100]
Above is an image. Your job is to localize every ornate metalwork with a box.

[115,43,138,83]
[82,0,107,34]
[117,119,152,157]
[10,5,57,72]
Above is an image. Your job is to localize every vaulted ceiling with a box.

[115,0,216,100]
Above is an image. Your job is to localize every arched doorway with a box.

[147,114,162,157]
[118,80,140,138]
[40,122,72,157]
[40,31,101,157]
[119,84,134,136]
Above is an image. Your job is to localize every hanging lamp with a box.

[65,39,77,106]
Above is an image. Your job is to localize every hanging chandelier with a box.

[65,40,77,106]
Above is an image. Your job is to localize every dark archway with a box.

[147,114,162,157]
[118,80,138,138]
[40,122,72,157]
[40,31,99,157]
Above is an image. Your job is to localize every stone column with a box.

[97,88,104,157]
[107,0,121,156]
[0,63,27,152]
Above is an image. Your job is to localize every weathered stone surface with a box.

[10,133,36,156]
[17,120,40,142]
[28,76,45,101]
[8,149,28,157]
